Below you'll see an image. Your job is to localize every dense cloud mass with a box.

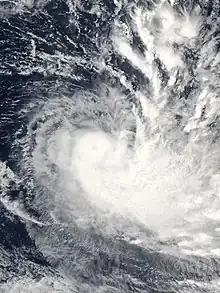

[1,0,220,292]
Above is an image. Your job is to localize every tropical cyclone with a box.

[1,0,220,292]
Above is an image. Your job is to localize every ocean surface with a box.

[1,0,220,292]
